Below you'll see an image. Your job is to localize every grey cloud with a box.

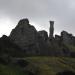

[0,0,75,36]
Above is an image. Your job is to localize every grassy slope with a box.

[65,44,75,52]
[24,57,75,75]
[0,64,26,75]
[0,57,75,75]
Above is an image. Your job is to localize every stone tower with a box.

[49,21,54,39]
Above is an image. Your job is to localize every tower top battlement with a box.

[50,21,54,26]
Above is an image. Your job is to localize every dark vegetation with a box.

[56,70,75,75]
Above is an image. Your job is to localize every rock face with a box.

[9,18,50,55]
[55,35,61,41]
[10,19,37,48]
[38,30,48,41]
[0,35,25,57]
[61,31,75,45]
[37,30,49,55]
[54,31,75,46]
[8,18,75,56]
[9,18,40,55]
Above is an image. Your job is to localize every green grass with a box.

[0,64,26,75]
[24,56,75,75]
[65,44,75,52]
[1,56,75,75]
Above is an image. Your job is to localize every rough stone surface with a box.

[38,30,48,41]
[8,18,75,56]
[55,35,61,41]
[9,19,38,50]
[49,21,54,39]
[61,31,75,45]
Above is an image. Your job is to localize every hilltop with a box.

[2,18,75,56]
[0,18,75,75]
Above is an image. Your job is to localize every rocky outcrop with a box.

[37,30,49,55]
[9,18,73,56]
[10,19,38,49]
[61,31,75,45]
[9,18,40,55]
[0,35,25,57]
[54,30,75,46]
[38,30,48,41]
[9,19,51,55]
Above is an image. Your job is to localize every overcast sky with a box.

[0,0,75,37]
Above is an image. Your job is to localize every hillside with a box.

[0,64,26,75]
[20,56,75,75]
[0,18,75,75]
[1,56,75,75]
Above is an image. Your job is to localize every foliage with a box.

[24,57,75,75]
[0,64,26,75]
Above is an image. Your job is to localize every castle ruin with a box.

[49,21,54,39]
